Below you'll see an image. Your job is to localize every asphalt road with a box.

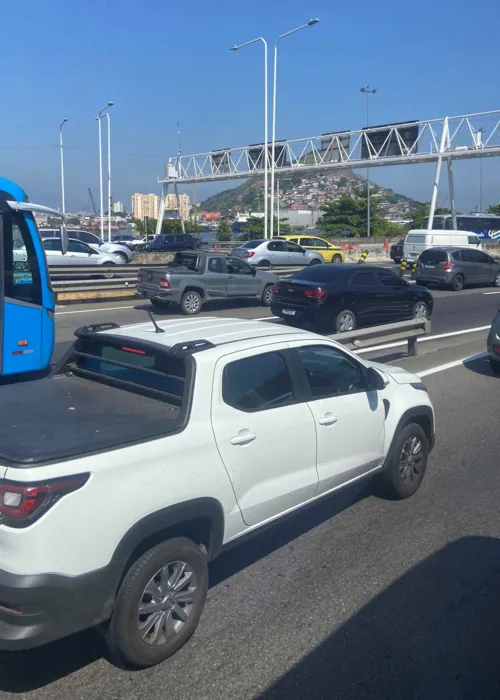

[0,349,499,700]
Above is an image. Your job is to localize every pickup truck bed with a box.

[0,374,179,467]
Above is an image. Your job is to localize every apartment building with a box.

[131,193,159,220]
[164,193,190,221]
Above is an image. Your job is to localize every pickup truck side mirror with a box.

[366,366,387,391]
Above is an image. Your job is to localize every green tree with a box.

[409,203,451,230]
[216,221,232,242]
[488,203,500,216]
[317,194,374,236]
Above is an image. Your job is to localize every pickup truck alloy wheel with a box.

[106,537,208,668]
[383,423,429,499]
[262,285,274,306]
[181,291,202,315]
[413,301,428,319]
[399,436,424,486]
[138,560,197,646]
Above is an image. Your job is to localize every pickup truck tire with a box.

[180,290,202,315]
[383,423,429,499]
[106,537,208,669]
[261,285,274,307]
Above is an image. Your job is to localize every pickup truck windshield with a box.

[171,253,199,271]
[72,337,186,407]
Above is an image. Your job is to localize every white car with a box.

[40,228,132,263]
[42,237,124,268]
[0,318,434,668]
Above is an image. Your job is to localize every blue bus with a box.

[0,178,66,377]
[427,214,500,240]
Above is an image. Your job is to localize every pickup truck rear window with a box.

[73,338,186,405]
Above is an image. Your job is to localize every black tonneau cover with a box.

[0,374,180,467]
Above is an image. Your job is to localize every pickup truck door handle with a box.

[318,413,338,426]
[230,430,257,446]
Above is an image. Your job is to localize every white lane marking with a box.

[418,352,488,378]
[483,291,500,295]
[56,305,135,315]
[355,325,491,355]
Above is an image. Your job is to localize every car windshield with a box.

[241,240,265,249]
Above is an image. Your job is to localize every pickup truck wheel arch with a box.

[385,406,435,462]
[109,498,225,595]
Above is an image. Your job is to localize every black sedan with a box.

[390,238,405,263]
[271,264,433,333]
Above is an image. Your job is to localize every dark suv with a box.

[139,234,197,253]
[414,247,500,291]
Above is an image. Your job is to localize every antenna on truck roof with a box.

[141,306,165,334]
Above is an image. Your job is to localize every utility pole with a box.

[360,85,376,237]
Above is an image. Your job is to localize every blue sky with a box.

[1,0,499,213]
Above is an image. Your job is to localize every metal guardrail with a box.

[331,318,431,357]
[49,264,304,301]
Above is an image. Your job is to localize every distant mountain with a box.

[200,170,420,218]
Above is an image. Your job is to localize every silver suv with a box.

[232,239,323,267]
[414,247,500,291]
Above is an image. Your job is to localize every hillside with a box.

[200,170,420,219]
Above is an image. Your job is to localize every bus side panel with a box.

[2,301,43,374]
[41,311,55,369]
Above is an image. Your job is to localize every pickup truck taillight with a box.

[137,271,142,283]
[0,474,89,528]
[244,251,255,258]
[304,287,328,301]
[160,278,170,289]
[272,284,280,294]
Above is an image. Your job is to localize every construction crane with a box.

[88,187,98,215]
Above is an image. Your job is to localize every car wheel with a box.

[150,299,169,309]
[331,254,342,264]
[492,271,500,287]
[103,262,116,279]
[490,357,500,374]
[257,260,271,269]
[335,309,356,333]
[180,290,202,315]
[413,301,428,319]
[383,423,429,499]
[451,273,464,291]
[115,252,129,264]
[261,285,274,307]
[105,537,208,669]
[309,258,321,266]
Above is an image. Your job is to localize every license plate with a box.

[423,264,435,268]
[282,309,296,316]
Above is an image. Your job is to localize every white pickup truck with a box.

[0,317,435,668]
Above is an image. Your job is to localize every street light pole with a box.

[97,102,114,241]
[270,19,319,239]
[360,85,376,237]
[59,118,68,214]
[231,37,268,239]
[105,112,112,242]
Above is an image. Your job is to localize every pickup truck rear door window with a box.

[73,338,186,407]
[208,257,224,273]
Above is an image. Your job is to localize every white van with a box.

[403,229,482,261]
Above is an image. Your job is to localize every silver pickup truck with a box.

[137,250,279,315]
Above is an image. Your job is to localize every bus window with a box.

[3,213,42,306]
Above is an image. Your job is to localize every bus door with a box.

[0,210,44,375]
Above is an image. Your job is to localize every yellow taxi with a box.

[277,234,345,263]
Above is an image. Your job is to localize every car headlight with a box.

[410,381,428,392]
